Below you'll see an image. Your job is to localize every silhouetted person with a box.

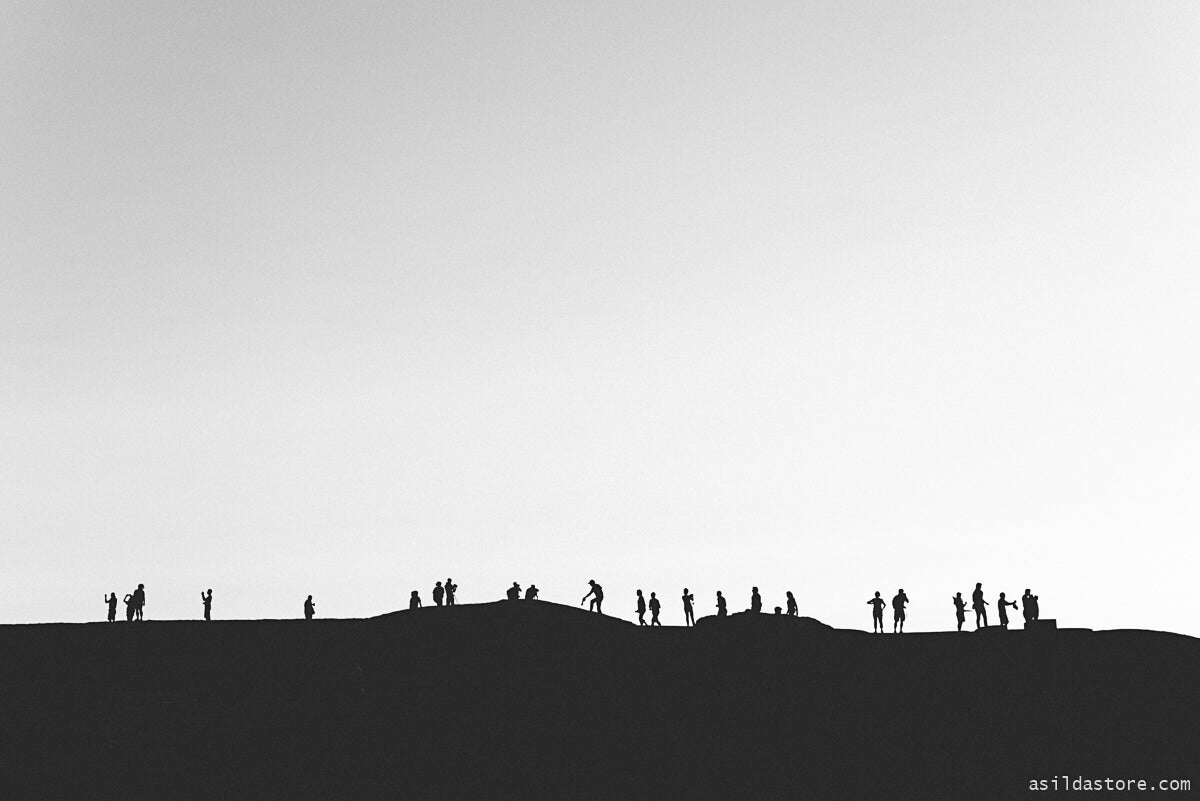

[636,590,647,625]
[750,587,762,613]
[432,581,445,607]
[525,584,538,601]
[867,591,886,633]
[124,593,135,622]
[133,584,146,621]
[649,592,661,626]
[892,589,909,633]
[682,589,695,626]
[105,592,118,622]
[716,591,727,617]
[972,583,989,628]
[774,606,782,614]
[1022,589,1038,624]
[997,592,1018,629]
[445,578,457,606]
[201,589,212,621]
[304,595,315,620]
[582,580,603,613]
[507,582,521,601]
[952,592,967,632]
[786,591,798,617]
[410,590,422,610]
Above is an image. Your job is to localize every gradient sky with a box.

[3,2,1199,634]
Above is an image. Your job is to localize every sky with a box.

[3,2,1199,634]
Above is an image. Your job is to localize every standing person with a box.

[649,592,661,626]
[304,595,316,620]
[636,590,647,625]
[124,593,135,622]
[716,591,727,617]
[581,580,604,614]
[785,591,798,617]
[971,583,989,628]
[432,581,445,607]
[1021,589,1035,624]
[1028,591,1040,622]
[133,584,146,621]
[997,592,1018,629]
[445,578,457,606]
[524,584,539,601]
[750,587,762,614]
[682,589,695,626]
[201,589,213,621]
[892,589,909,634]
[104,592,118,622]
[952,592,967,632]
[867,592,886,633]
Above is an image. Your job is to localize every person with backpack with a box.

[648,592,661,626]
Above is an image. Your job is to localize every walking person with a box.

[682,588,695,626]
[636,590,647,625]
[716,590,727,617]
[649,592,661,626]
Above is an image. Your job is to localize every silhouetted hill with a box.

[1,604,1196,800]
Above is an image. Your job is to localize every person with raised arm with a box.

[892,589,909,634]
[952,592,967,632]
[682,589,695,626]
[997,592,1018,629]
[867,591,886,633]
[104,592,118,622]
[201,589,213,621]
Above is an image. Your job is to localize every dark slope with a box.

[0,604,1196,800]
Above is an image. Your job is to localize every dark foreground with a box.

[1,603,1196,800]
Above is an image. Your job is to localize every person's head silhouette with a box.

[436,581,442,587]
[637,589,643,596]
[976,582,982,589]
[999,592,1007,599]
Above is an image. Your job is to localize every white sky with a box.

[3,2,1199,634]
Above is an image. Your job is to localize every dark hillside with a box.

[1,603,1196,800]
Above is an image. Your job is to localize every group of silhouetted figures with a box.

[100,579,1045,632]
[103,584,147,623]
[951,584,1042,631]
